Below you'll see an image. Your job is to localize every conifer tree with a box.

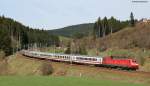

[130,12,135,27]
[97,17,103,37]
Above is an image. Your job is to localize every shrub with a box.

[40,62,53,76]
[0,50,6,60]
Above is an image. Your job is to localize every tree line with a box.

[0,16,60,56]
[93,12,135,39]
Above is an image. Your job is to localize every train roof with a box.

[28,50,102,58]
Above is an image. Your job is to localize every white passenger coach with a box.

[22,50,103,65]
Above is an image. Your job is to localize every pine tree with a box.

[102,17,107,36]
[97,17,103,37]
[93,22,97,39]
[130,12,135,27]
[93,17,103,39]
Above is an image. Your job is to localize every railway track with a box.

[133,70,150,75]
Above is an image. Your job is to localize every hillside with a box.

[98,22,150,49]
[48,23,94,37]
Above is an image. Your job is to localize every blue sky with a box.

[0,0,150,30]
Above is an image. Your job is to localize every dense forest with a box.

[0,16,60,56]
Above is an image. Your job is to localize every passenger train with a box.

[21,50,139,70]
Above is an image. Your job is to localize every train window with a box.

[89,58,91,60]
[132,60,136,63]
[92,58,95,61]
[88,58,91,60]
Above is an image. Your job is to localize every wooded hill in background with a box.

[48,17,130,38]
[0,16,59,56]
[48,23,94,37]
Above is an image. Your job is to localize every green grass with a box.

[0,76,147,86]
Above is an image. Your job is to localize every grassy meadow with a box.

[0,76,148,86]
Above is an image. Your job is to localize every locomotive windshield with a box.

[132,60,137,63]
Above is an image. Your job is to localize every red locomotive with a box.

[102,56,139,70]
